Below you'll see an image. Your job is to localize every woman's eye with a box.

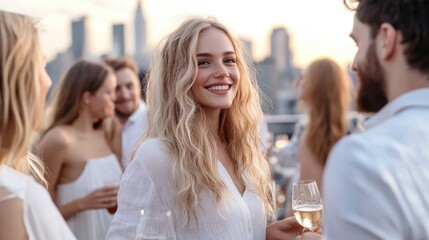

[224,58,236,64]
[198,60,209,66]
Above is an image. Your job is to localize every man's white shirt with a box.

[322,88,429,240]
[121,100,147,169]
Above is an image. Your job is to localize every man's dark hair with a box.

[344,0,429,74]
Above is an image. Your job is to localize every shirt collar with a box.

[127,100,147,125]
[363,88,429,129]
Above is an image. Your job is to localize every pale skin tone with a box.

[266,217,305,240]
[114,67,141,124]
[0,56,52,240]
[193,28,244,195]
[39,73,122,220]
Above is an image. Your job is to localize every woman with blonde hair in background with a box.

[284,58,351,216]
[107,16,304,240]
[38,59,122,240]
[0,10,75,239]
[298,58,350,190]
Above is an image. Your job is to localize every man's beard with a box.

[115,109,134,119]
[355,42,388,113]
[114,101,137,120]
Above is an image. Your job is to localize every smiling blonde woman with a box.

[107,16,277,240]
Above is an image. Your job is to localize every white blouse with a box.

[121,100,147,169]
[0,165,76,240]
[107,138,267,240]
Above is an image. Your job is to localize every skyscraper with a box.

[255,58,276,113]
[267,27,300,114]
[71,16,88,59]
[134,0,148,67]
[112,23,125,57]
[270,27,293,75]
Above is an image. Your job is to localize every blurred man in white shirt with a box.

[104,57,148,169]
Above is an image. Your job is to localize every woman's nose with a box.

[213,64,229,78]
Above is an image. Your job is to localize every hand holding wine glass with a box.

[292,180,323,232]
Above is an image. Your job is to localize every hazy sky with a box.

[0,0,357,68]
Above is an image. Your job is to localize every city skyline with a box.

[0,0,357,69]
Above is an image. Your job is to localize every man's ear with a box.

[379,23,398,60]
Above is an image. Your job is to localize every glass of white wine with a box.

[292,180,323,231]
[135,206,176,240]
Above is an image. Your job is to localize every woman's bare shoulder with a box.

[39,126,73,150]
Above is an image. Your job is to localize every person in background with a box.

[279,58,351,217]
[299,0,429,239]
[107,16,306,240]
[0,10,75,240]
[295,59,350,192]
[104,57,148,169]
[38,60,122,240]
[298,58,350,190]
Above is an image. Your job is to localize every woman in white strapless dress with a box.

[38,60,123,240]
[0,10,75,240]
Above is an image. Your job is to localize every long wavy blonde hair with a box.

[301,58,350,166]
[0,11,46,184]
[145,16,273,222]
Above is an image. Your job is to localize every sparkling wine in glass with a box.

[135,206,176,240]
[292,180,323,231]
